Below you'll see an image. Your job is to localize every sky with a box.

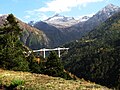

[0,0,120,22]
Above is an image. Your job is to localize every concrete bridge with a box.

[33,47,69,58]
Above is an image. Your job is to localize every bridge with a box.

[33,47,69,58]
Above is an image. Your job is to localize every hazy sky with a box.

[0,0,120,22]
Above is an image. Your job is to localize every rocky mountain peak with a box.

[53,13,62,17]
[45,14,75,22]
[98,4,120,16]
[105,4,120,9]
[79,16,91,22]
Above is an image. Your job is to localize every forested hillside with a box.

[62,12,120,89]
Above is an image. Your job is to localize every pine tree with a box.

[27,53,45,74]
[44,51,63,76]
[44,51,71,79]
[0,14,29,71]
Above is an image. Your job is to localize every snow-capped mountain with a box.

[57,4,120,42]
[98,4,120,17]
[28,4,120,48]
[45,14,74,22]
[79,16,91,22]
[82,4,120,32]
[44,14,79,28]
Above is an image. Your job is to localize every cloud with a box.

[32,0,104,13]
[39,14,49,20]
[0,14,3,16]
[24,12,49,22]
[25,0,104,22]
[24,15,31,19]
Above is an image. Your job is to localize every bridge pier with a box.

[58,50,60,58]
[43,48,46,58]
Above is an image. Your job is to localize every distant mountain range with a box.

[0,4,120,49]
[29,4,120,48]
[44,14,80,28]
[82,4,120,32]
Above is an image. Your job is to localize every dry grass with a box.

[0,69,110,90]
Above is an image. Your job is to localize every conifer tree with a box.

[44,51,71,79]
[0,14,29,71]
[44,51,64,76]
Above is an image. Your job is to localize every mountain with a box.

[62,11,120,89]
[26,4,120,49]
[34,21,66,47]
[18,20,50,49]
[38,4,120,47]
[58,4,120,42]
[33,14,91,45]
[0,15,50,49]
[79,16,90,22]
[44,14,79,28]
[45,14,74,22]
[82,4,120,32]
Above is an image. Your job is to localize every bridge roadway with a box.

[33,47,69,58]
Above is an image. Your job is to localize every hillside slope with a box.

[62,11,120,89]
[0,15,50,49]
[18,20,50,49]
[0,69,110,90]
[34,21,66,47]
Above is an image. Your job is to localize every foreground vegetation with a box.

[0,69,110,90]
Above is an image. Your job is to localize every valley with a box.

[0,2,120,90]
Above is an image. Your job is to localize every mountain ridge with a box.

[82,3,120,32]
[44,14,79,28]
[32,4,120,48]
[1,4,119,49]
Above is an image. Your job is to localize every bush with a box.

[3,79,25,90]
